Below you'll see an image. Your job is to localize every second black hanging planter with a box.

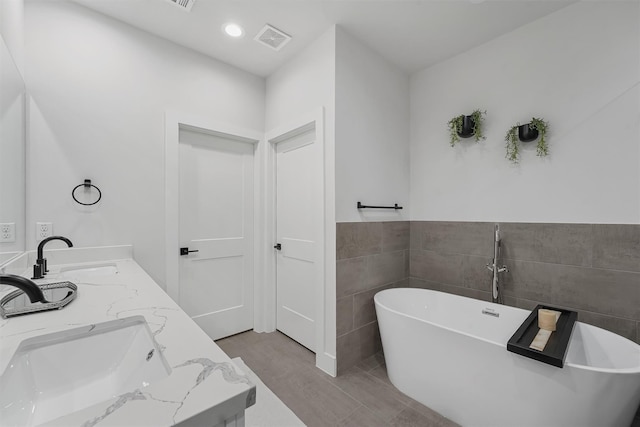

[505,117,549,164]
[518,123,539,143]
[458,115,476,138]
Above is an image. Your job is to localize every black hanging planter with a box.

[518,123,539,142]
[505,117,549,163]
[448,109,486,147]
[457,115,476,139]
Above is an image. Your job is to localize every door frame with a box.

[164,110,262,315]
[265,108,333,375]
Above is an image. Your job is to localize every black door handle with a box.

[274,243,282,251]
[180,247,199,256]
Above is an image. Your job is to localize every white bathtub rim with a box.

[374,288,640,374]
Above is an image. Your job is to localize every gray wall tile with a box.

[336,329,360,375]
[500,223,593,267]
[410,221,426,251]
[382,221,410,252]
[513,298,539,311]
[575,309,638,343]
[337,222,411,371]
[593,224,640,272]
[337,322,382,375]
[395,278,410,288]
[504,260,640,320]
[366,251,406,289]
[337,296,354,337]
[420,221,494,256]
[410,250,463,285]
[407,278,491,302]
[408,277,439,289]
[404,250,410,279]
[503,295,518,307]
[337,222,382,259]
[360,322,382,365]
[462,254,493,292]
[337,257,367,298]
[435,282,492,302]
[354,284,393,329]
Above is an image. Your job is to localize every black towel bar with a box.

[357,202,403,210]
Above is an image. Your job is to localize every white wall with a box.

[0,0,25,261]
[335,27,410,223]
[0,0,24,74]
[410,1,640,224]
[0,35,25,257]
[266,26,337,371]
[25,0,265,288]
[266,27,336,132]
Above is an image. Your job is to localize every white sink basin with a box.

[59,263,118,280]
[0,316,171,426]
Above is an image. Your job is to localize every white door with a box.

[178,127,254,340]
[275,125,318,351]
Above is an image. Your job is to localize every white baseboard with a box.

[316,351,336,377]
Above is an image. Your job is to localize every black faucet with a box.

[33,236,73,279]
[1,274,47,303]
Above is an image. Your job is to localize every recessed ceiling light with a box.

[224,23,244,38]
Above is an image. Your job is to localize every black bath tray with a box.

[507,304,577,368]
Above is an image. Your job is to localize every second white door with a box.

[275,125,318,352]
[178,127,254,340]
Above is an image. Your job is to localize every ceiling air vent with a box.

[166,0,195,12]
[254,24,292,51]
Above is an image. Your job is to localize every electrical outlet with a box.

[0,223,15,243]
[36,222,53,241]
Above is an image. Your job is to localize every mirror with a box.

[0,35,26,266]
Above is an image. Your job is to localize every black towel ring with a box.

[72,179,102,206]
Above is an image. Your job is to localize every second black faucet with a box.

[32,236,73,279]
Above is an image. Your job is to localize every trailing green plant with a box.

[470,109,486,143]
[447,115,464,147]
[504,117,549,164]
[530,117,549,157]
[505,124,520,163]
[447,109,486,147]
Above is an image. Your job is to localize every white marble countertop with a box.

[0,246,255,427]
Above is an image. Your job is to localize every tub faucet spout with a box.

[486,224,508,304]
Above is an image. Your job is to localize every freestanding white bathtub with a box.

[375,288,640,427]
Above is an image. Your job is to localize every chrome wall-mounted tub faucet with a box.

[486,224,508,304]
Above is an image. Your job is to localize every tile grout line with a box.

[334,403,366,426]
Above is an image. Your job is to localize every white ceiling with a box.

[72,0,575,77]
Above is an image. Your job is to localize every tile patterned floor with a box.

[216,331,459,427]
